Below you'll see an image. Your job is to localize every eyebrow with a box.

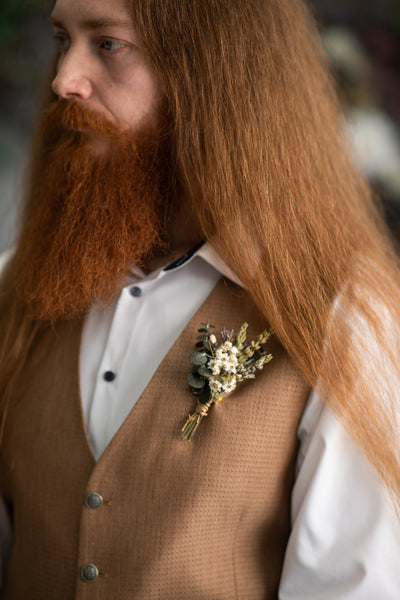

[50,16,133,31]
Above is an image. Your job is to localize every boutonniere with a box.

[181,322,274,440]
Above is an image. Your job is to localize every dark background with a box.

[0,0,399,251]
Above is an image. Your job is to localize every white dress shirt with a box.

[80,243,223,458]
[1,244,400,596]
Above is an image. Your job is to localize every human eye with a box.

[99,38,126,53]
[52,32,70,53]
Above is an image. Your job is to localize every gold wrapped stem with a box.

[181,399,213,441]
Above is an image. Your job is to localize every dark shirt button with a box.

[130,286,142,297]
[81,564,99,582]
[103,371,116,382]
[85,493,103,510]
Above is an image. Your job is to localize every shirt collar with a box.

[131,241,244,288]
[196,242,244,287]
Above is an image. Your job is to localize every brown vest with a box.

[0,279,310,599]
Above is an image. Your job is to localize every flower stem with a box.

[181,399,213,441]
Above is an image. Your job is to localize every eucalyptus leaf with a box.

[198,366,212,378]
[189,352,208,366]
[187,372,206,389]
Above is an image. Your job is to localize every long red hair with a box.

[1,0,400,505]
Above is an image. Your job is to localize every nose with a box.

[52,49,93,100]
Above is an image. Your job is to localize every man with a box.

[1,0,400,597]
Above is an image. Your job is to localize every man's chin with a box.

[81,132,112,157]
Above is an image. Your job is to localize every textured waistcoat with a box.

[0,279,310,599]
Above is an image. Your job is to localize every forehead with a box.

[51,0,134,30]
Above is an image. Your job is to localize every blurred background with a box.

[0,0,399,253]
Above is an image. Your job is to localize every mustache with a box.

[41,100,123,143]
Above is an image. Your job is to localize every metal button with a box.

[81,564,99,582]
[85,493,103,510]
[130,285,142,297]
[103,371,116,382]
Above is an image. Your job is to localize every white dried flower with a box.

[209,334,217,344]
[228,354,238,366]
[223,378,237,393]
[216,352,230,367]
[215,347,226,360]
[208,358,222,375]
[209,378,222,393]
[222,341,233,350]
[225,355,238,374]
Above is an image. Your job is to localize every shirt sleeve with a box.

[278,388,400,599]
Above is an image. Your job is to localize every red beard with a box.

[13,100,175,322]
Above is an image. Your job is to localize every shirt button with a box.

[81,564,99,582]
[103,371,116,382]
[85,493,103,510]
[130,285,142,298]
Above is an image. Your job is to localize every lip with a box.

[68,125,89,133]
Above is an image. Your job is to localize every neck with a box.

[142,201,203,273]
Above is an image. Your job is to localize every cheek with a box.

[119,65,164,128]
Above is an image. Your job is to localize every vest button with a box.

[85,492,103,509]
[81,563,99,582]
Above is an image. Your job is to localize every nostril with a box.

[51,74,92,101]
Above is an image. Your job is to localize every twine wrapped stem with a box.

[181,398,214,441]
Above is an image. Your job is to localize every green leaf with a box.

[203,341,212,353]
[189,352,208,366]
[187,372,206,389]
[198,366,212,378]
